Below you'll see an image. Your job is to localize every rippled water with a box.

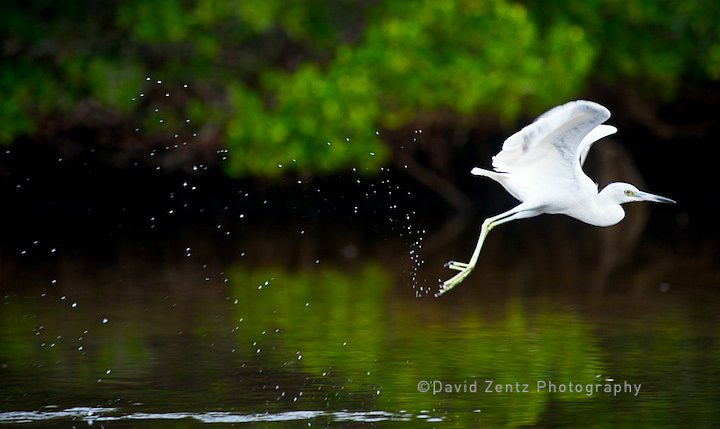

[1,211,718,427]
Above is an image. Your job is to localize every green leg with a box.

[436,218,492,296]
[436,206,534,297]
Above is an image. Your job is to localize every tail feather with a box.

[471,167,499,178]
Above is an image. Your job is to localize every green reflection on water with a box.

[1,258,718,427]
[226,263,609,427]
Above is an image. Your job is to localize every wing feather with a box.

[578,124,617,166]
[491,100,612,175]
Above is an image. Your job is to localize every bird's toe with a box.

[446,261,469,271]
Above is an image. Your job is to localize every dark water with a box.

[0,206,718,428]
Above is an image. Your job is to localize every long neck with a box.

[595,186,626,227]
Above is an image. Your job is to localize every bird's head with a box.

[604,182,676,205]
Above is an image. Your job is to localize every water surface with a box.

[1,214,718,427]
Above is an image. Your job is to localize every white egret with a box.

[437,100,675,296]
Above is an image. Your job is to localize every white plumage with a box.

[437,100,674,297]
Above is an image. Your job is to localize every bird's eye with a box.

[624,190,634,197]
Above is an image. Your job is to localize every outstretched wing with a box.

[578,124,617,166]
[491,100,613,176]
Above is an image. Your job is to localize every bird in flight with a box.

[437,100,675,297]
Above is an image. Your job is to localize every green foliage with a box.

[223,0,597,176]
[524,0,720,94]
[2,0,720,175]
